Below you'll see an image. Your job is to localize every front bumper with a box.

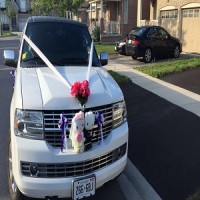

[11,122,128,199]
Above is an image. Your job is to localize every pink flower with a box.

[71,81,80,97]
[80,80,90,97]
[71,80,90,106]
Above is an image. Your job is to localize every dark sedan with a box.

[114,36,127,55]
[125,26,182,63]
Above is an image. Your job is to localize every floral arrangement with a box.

[71,80,90,106]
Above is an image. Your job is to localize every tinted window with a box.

[148,28,159,37]
[130,27,148,36]
[158,28,169,37]
[21,22,100,67]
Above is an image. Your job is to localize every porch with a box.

[87,0,122,42]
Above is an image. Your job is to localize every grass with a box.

[0,31,16,37]
[95,44,117,55]
[186,189,200,200]
[136,58,200,78]
[108,70,130,84]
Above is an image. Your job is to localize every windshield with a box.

[21,21,100,67]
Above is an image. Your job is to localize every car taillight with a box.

[132,40,140,45]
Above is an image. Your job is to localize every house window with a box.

[161,10,178,19]
[124,0,128,24]
[183,8,200,18]
[194,9,199,17]
[20,0,26,12]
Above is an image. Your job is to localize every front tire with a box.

[173,45,180,58]
[143,48,152,63]
[8,137,26,200]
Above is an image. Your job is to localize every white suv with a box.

[4,16,128,200]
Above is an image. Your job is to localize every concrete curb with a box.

[117,159,162,200]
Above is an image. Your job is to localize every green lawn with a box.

[108,70,130,84]
[0,31,16,37]
[136,58,200,78]
[95,44,117,55]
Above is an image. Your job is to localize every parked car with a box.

[4,16,128,200]
[114,36,127,55]
[114,28,138,55]
[125,26,182,63]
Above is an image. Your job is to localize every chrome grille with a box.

[43,104,113,148]
[21,143,127,178]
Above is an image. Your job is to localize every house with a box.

[0,0,31,31]
[11,0,32,31]
[86,0,150,42]
[0,0,9,30]
[149,0,200,53]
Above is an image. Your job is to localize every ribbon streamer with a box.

[58,114,68,152]
[86,41,93,82]
[23,34,72,89]
[23,34,94,90]
[95,112,104,145]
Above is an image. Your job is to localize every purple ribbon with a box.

[10,70,15,87]
[95,112,104,145]
[58,114,68,152]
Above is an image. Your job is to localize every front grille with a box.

[43,104,113,148]
[21,143,127,178]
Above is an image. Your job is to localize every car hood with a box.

[20,66,124,110]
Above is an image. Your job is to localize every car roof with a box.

[140,25,162,28]
[26,16,87,27]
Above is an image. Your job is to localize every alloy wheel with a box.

[173,45,180,58]
[143,48,152,63]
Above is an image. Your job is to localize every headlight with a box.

[14,109,44,140]
[113,101,127,128]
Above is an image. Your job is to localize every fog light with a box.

[29,164,39,177]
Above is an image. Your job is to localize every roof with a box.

[27,16,86,27]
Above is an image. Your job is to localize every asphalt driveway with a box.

[114,55,200,200]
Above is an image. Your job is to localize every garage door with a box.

[160,10,178,37]
[182,8,200,53]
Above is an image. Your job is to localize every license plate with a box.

[72,175,96,200]
[128,40,132,44]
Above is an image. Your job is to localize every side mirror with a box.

[4,50,17,68]
[100,52,108,66]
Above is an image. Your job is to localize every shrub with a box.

[92,25,100,42]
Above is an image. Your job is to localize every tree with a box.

[32,0,84,17]
[5,0,16,31]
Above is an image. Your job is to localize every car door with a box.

[147,27,163,56]
[157,28,172,55]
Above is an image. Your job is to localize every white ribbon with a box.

[87,41,93,82]
[23,34,94,88]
